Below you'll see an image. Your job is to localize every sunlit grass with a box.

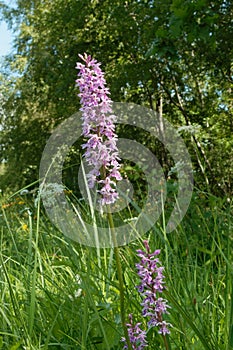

[0,190,232,349]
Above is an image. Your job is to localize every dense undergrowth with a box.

[0,189,232,349]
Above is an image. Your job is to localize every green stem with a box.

[162,334,170,350]
[107,208,132,350]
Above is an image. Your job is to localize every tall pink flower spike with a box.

[76,53,122,205]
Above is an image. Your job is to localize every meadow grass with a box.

[0,190,232,349]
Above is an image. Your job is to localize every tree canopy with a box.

[0,0,232,195]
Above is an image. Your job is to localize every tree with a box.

[0,0,232,195]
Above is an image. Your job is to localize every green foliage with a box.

[0,190,232,349]
[0,4,232,347]
[0,0,232,194]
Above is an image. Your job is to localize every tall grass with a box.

[0,190,232,349]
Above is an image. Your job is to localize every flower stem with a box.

[107,208,132,350]
[163,334,170,350]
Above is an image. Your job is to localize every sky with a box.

[0,20,14,57]
[0,0,16,57]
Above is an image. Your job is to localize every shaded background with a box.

[0,0,232,197]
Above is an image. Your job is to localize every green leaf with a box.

[10,341,22,350]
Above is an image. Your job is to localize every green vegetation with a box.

[0,0,232,349]
[0,0,232,194]
[0,192,232,349]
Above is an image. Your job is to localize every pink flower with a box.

[121,314,148,350]
[76,53,122,205]
[136,241,172,335]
